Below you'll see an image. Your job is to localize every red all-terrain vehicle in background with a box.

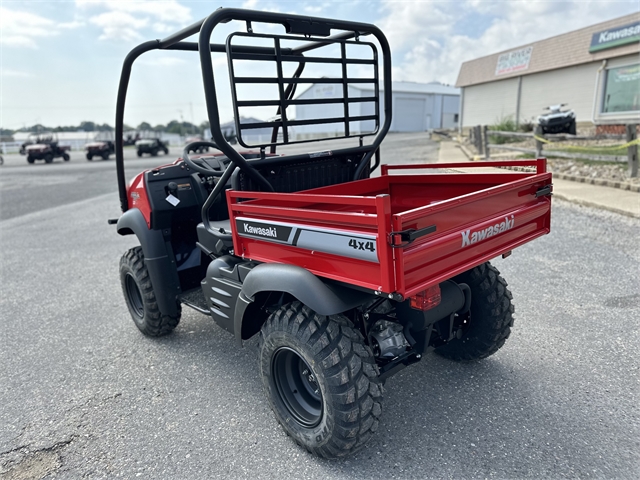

[24,133,70,164]
[85,131,115,160]
[113,8,552,458]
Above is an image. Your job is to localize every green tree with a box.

[80,121,96,131]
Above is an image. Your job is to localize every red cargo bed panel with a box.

[227,160,552,298]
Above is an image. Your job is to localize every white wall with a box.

[462,53,639,127]
[519,62,598,123]
[462,77,519,127]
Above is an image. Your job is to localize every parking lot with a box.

[1,133,638,479]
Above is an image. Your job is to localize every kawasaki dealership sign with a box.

[589,21,640,52]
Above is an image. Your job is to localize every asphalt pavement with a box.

[0,133,638,479]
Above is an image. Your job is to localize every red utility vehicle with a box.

[85,132,115,160]
[113,8,552,458]
[24,133,70,164]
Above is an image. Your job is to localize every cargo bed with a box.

[227,159,552,299]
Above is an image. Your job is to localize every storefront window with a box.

[602,64,640,113]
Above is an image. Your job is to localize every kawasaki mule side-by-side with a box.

[113,8,552,458]
[24,133,70,164]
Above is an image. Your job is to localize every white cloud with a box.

[77,0,192,41]
[77,0,191,22]
[243,0,260,9]
[0,7,58,48]
[377,0,640,85]
[89,11,148,41]
[1,69,35,78]
[144,57,187,66]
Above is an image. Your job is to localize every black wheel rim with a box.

[124,273,144,318]
[271,347,323,428]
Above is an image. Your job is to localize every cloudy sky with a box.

[1,0,637,129]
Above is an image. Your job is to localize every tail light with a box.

[409,285,441,311]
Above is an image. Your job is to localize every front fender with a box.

[116,208,181,317]
[233,263,374,345]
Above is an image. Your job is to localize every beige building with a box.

[456,13,640,133]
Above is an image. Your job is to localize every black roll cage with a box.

[115,7,392,214]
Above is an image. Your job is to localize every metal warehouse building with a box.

[294,81,460,138]
[456,13,640,133]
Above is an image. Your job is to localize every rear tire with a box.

[435,262,514,362]
[259,302,383,458]
[137,150,143,157]
[119,246,181,336]
[101,151,109,160]
[568,120,577,135]
[44,154,53,163]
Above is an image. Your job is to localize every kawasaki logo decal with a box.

[244,223,278,238]
[461,215,514,248]
[238,219,293,243]
[235,217,378,263]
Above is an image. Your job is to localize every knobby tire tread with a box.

[260,302,383,458]
[120,247,181,337]
[435,262,515,362]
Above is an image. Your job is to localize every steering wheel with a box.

[181,141,229,176]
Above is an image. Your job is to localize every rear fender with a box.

[233,263,374,346]
[117,208,181,317]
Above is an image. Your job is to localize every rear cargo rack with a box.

[227,31,380,148]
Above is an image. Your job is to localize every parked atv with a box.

[85,140,114,160]
[135,137,169,157]
[537,104,576,135]
[24,133,70,164]
[113,8,552,459]
[19,140,33,155]
[123,131,140,146]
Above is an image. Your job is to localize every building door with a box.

[395,97,426,132]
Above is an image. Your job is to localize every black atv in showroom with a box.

[537,104,576,135]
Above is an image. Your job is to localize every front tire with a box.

[27,155,35,164]
[259,302,383,458]
[44,154,53,163]
[63,152,70,161]
[101,151,109,160]
[435,262,514,361]
[119,247,181,336]
[137,150,143,157]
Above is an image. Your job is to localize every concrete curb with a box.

[455,142,640,193]
[552,173,640,192]
[551,193,639,219]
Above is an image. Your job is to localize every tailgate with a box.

[385,160,552,298]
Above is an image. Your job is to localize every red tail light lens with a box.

[409,285,441,311]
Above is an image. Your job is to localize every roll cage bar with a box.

[115,8,392,213]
